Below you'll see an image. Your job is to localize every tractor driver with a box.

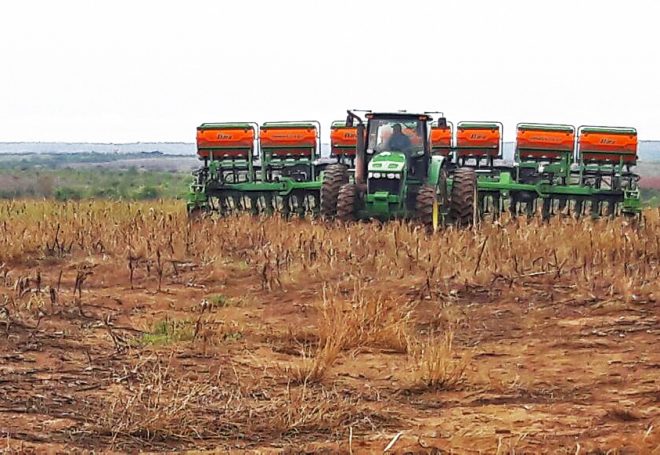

[387,124,412,153]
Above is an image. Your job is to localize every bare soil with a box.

[0,202,658,454]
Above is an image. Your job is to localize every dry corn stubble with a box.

[2,202,658,304]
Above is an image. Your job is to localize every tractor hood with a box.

[367,151,406,173]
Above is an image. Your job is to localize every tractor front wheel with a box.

[449,168,477,226]
[336,183,359,222]
[320,164,349,219]
[187,206,209,221]
[415,184,439,230]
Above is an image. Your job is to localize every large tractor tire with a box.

[415,184,438,229]
[449,168,477,226]
[336,183,359,222]
[320,164,349,218]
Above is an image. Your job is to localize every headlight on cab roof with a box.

[387,173,396,179]
[368,172,374,178]
[373,172,382,179]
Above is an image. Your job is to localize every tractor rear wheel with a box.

[320,164,349,218]
[336,183,359,222]
[449,168,477,226]
[415,184,438,229]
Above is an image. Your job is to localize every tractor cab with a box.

[364,113,433,181]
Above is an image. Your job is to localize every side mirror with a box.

[346,115,354,127]
[437,117,447,128]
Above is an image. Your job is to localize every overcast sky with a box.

[0,0,659,142]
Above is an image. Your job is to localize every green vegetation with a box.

[641,188,660,207]
[141,318,196,346]
[207,294,240,310]
[0,167,191,200]
[139,316,243,346]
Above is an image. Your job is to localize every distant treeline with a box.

[0,142,195,155]
[0,168,191,201]
[0,151,193,170]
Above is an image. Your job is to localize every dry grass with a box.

[284,332,345,384]
[95,354,220,443]
[406,330,469,391]
[94,353,394,448]
[317,284,414,353]
[281,284,414,384]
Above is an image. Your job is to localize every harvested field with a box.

[0,201,658,453]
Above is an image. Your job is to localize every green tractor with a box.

[320,111,477,229]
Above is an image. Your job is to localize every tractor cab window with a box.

[367,119,424,156]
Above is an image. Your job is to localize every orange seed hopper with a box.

[430,122,453,157]
[516,123,575,161]
[330,120,358,157]
[259,122,318,158]
[578,126,638,165]
[196,123,256,160]
[455,122,502,160]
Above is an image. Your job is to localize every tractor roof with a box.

[366,112,432,121]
